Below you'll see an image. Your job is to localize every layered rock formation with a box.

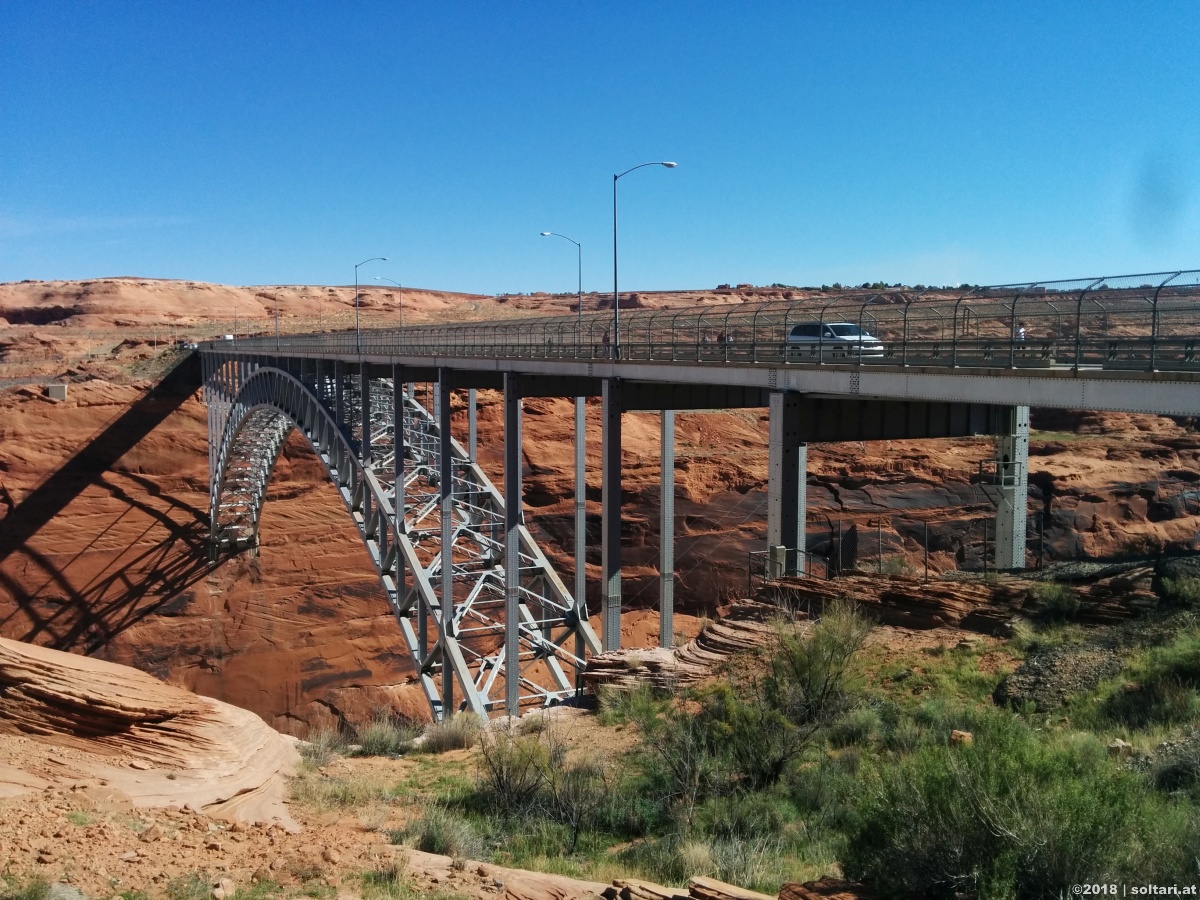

[0,636,299,829]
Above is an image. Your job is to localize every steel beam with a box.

[768,392,807,573]
[504,374,522,714]
[573,396,587,671]
[468,388,478,462]
[601,378,623,651]
[994,405,1030,570]
[438,369,454,711]
[659,409,675,648]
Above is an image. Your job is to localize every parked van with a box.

[785,321,884,357]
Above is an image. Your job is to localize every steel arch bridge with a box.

[204,357,600,720]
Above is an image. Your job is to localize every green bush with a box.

[356,714,420,757]
[843,712,1177,897]
[1161,574,1200,607]
[404,806,483,861]
[0,878,49,900]
[828,706,882,749]
[1152,742,1200,798]
[1032,582,1081,623]
[1100,631,1200,729]
[476,725,550,817]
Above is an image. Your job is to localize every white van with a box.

[786,322,884,357]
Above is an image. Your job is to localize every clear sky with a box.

[1,2,1197,294]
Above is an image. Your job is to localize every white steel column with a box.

[601,378,623,651]
[768,391,807,574]
[438,370,454,713]
[573,397,587,669]
[659,409,675,648]
[994,405,1030,570]
[503,374,522,714]
[468,388,478,461]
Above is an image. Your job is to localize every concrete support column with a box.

[768,391,808,574]
[437,369,454,714]
[573,397,587,670]
[601,378,623,651]
[994,405,1030,570]
[659,409,675,648]
[503,374,523,715]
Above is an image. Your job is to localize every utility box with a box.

[768,544,787,581]
[45,384,68,401]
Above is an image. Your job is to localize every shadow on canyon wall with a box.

[0,354,207,651]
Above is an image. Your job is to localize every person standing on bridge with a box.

[602,329,612,358]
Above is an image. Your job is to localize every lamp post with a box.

[373,276,404,332]
[355,256,388,352]
[540,231,582,353]
[613,161,676,359]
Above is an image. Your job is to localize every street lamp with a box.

[355,256,388,352]
[374,276,404,332]
[613,161,676,359]
[540,232,582,353]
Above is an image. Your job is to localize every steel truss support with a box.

[659,409,675,648]
[768,391,808,575]
[203,356,600,720]
[994,405,1030,570]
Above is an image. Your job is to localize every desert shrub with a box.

[844,711,1166,897]
[361,863,408,900]
[356,714,420,757]
[881,557,913,576]
[694,791,790,841]
[299,726,348,768]
[1033,581,1081,622]
[1100,631,1200,729]
[881,715,923,754]
[786,753,861,834]
[1153,742,1200,798]
[165,872,211,900]
[475,725,550,816]
[1161,575,1200,607]
[762,600,871,734]
[291,771,388,809]
[597,683,670,726]
[0,878,49,900]
[421,713,481,753]
[828,706,883,748]
[404,806,483,861]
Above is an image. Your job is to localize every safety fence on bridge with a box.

[221,270,1200,375]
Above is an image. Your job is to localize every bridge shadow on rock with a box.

[0,354,211,652]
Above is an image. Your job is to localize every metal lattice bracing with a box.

[202,356,600,720]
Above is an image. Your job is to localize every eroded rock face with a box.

[0,636,299,830]
[1,280,1198,734]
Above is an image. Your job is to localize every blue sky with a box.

[1,2,1197,293]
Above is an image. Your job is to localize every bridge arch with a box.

[209,367,393,564]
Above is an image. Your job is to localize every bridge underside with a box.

[203,351,1032,719]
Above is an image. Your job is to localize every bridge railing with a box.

[211,270,1200,374]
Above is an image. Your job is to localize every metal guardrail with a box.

[212,270,1200,375]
